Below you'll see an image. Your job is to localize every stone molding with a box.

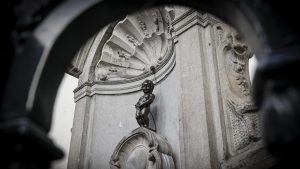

[73,50,175,100]
[172,9,220,37]
[110,127,175,169]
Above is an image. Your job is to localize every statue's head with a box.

[141,80,154,94]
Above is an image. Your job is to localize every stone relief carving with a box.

[152,10,161,32]
[126,34,140,47]
[227,100,261,151]
[216,25,261,154]
[110,127,175,169]
[95,8,174,83]
[138,19,150,37]
[221,26,252,98]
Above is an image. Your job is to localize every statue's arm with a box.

[135,97,144,109]
[137,94,155,108]
[135,102,141,109]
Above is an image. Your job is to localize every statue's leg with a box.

[140,117,145,127]
[136,116,142,126]
[144,116,149,128]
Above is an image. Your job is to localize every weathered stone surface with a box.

[67,6,273,169]
[94,8,174,83]
[110,127,175,169]
[175,22,212,169]
[214,23,262,155]
[68,7,176,95]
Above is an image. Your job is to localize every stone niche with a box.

[67,6,274,169]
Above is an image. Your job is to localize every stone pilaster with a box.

[172,7,273,169]
[173,8,220,169]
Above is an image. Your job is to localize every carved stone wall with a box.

[67,6,273,169]
[67,7,181,169]
[171,7,272,169]
[69,7,176,96]
[212,23,274,168]
[215,24,261,154]
[95,8,174,83]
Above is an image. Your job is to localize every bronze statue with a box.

[135,80,155,128]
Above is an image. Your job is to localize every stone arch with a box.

[68,23,118,85]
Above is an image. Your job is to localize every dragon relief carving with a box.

[216,25,261,154]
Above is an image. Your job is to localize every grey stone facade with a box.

[67,6,273,169]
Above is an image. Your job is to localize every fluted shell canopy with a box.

[95,7,175,84]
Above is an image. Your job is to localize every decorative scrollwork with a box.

[110,127,175,169]
[216,24,261,154]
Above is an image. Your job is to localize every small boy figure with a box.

[135,80,155,128]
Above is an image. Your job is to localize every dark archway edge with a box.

[1,0,299,168]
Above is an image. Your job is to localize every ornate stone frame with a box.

[110,127,175,169]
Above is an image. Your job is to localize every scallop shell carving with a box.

[95,8,175,83]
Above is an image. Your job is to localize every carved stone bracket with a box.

[215,24,261,155]
[110,127,175,169]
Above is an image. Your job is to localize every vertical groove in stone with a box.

[210,26,228,160]
[197,25,214,169]
[198,25,222,169]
